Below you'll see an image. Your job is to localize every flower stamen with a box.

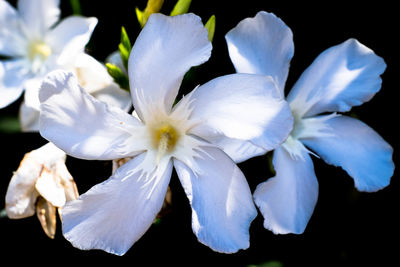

[152,123,180,163]
[28,41,52,61]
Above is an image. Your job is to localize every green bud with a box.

[119,26,132,70]
[106,63,130,91]
[170,0,192,16]
[136,0,164,28]
[204,15,216,42]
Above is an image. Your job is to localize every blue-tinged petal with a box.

[18,0,60,38]
[189,74,293,154]
[205,136,266,163]
[225,11,294,93]
[39,70,146,160]
[254,146,319,234]
[62,153,173,256]
[0,59,30,108]
[288,39,386,117]
[0,0,26,56]
[174,146,257,253]
[128,13,211,120]
[302,115,394,192]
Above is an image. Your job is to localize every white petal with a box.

[128,13,211,119]
[225,11,294,93]
[47,16,98,66]
[72,53,112,93]
[254,146,319,234]
[174,146,257,253]
[288,39,386,117]
[72,53,132,111]
[62,153,173,255]
[190,74,293,152]
[18,0,60,38]
[0,59,29,108]
[302,115,394,192]
[18,77,43,132]
[201,135,266,163]
[0,0,26,56]
[39,70,146,160]
[19,99,40,132]
[90,83,132,112]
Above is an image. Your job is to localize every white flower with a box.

[226,11,395,235]
[38,13,293,255]
[5,142,78,239]
[0,0,129,131]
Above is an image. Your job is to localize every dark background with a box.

[0,1,398,266]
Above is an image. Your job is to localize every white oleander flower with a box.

[38,13,293,255]
[226,11,394,234]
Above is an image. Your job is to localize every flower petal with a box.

[19,99,40,132]
[5,151,43,219]
[62,153,173,256]
[254,146,319,234]
[18,0,60,38]
[302,115,394,192]
[72,53,112,93]
[47,16,98,66]
[128,13,211,119]
[0,59,29,108]
[35,168,66,208]
[0,0,26,56]
[174,146,257,253]
[36,197,57,239]
[189,74,293,152]
[72,53,132,111]
[225,11,294,93]
[200,135,266,163]
[288,39,386,117]
[39,70,146,160]
[54,160,79,202]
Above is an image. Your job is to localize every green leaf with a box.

[204,15,216,42]
[119,26,132,70]
[0,115,21,134]
[136,0,164,28]
[170,0,191,16]
[106,63,130,91]
[69,0,82,15]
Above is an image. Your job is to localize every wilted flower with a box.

[5,142,78,238]
[226,11,394,234]
[38,13,293,255]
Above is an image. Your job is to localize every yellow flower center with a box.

[28,41,52,61]
[151,123,180,162]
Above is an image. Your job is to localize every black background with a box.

[0,1,398,266]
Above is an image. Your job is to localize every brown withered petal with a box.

[36,197,57,239]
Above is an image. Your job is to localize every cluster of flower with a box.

[0,0,394,256]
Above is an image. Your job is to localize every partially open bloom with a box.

[5,142,78,238]
[38,13,293,255]
[226,11,394,234]
[0,0,129,131]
